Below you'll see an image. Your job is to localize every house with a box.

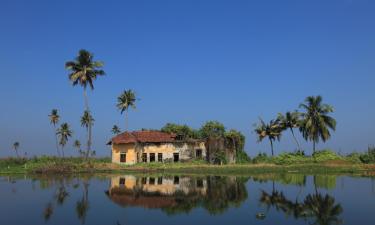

[109,130,207,164]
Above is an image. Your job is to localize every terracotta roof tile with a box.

[111,130,176,144]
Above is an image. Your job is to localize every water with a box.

[0,173,374,225]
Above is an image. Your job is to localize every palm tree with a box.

[56,123,73,157]
[116,89,137,131]
[81,110,94,159]
[73,140,82,156]
[13,142,20,158]
[278,111,302,151]
[111,125,121,135]
[254,118,282,156]
[49,109,60,156]
[65,49,105,159]
[303,193,343,225]
[299,96,336,153]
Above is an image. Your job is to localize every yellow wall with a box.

[112,143,137,165]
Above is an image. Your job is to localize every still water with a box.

[0,173,374,225]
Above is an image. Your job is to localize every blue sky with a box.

[0,0,374,157]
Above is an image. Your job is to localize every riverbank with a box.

[1,157,375,176]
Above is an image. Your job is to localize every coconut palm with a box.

[65,49,105,160]
[299,96,336,153]
[13,142,20,158]
[254,118,282,156]
[56,123,73,157]
[81,110,94,159]
[116,89,137,131]
[303,193,343,225]
[278,111,302,151]
[49,109,60,156]
[73,140,82,156]
[111,125,121,135]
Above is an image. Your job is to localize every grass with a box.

[1,155,375,176]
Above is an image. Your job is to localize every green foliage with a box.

[345,152,362,163]
[359,146,375,164]
[273,151,310,165]
[211,151,228,165]
[199,121,225,138]
[161,123,197,140]
[312,150,342,162]
[235,151,251,164]
[252,153,272,164]
[224,129,245,151]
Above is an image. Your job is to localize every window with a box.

[174,176,180,185]
[142,153,147,162]
[158,153,163,162]
[119,178,125,186]
[149,177,155,185]
[120,153,126,163]
[150,153,155,162]
[196,149,202,158]
[196,179,203,188]
[173,153,179,162]
[157,177,163,185]
[141,177,147,185]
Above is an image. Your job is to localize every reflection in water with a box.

[259,175,343,225]
[105,175,248,215]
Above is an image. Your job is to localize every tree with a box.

[224,129,245,152]
[254,118,282,156]
[65,49,105,159]
[49,109,60,156]
[200,121,225,139]
[161,123,195,140]
[278,111,302,151]
[117,89,137,131]
[299,96,336,153]
[56,123,73,157]
[111,125,121,135]
[81,110,94,159]
[73,140,82,156]
[13,142,20,158]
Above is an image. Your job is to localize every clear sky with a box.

[0,0,374,157]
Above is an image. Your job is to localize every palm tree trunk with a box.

[269,138,274,156]
[290,128,301,151]
[313,141,316,154]
[62,146,65,158]
[85,128,90,160]
[15,149,19,158]
[54,125,60,157]
[83,88,92,160]
[125,109,129,131]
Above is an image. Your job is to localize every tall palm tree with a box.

[13,142,20,158]
[254,118,282,156]
[299,96,336,153]
[111,125,121,135]
[116,89,137,131]
[73,140,82,156]
[81,110,94,159]
[49,109,60,156]
[278,111,302,151]
[56,123,73,157]
[65,49,105,159]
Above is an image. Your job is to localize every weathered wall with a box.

[112,141,207,164]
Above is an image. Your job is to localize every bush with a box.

[312,149,342,162]
[345,152,362,163]
[358,146,375,164]
[252,153,272,164]
[273,152,310,165]
[236,151,251,164]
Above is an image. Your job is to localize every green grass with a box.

[1,155,375,176]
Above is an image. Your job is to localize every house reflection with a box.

[105,175,247,215]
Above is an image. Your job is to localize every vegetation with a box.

[111,125,121,135]
[277,111,301,150]
[254,119,282,156]
[80,110,94,159]
[117,89,137,131]
[48,109,60,156]
[299,96,336,153]
[65,49,105,159]
[56,123,73,157]
[13,142,20,158]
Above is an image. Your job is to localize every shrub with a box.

[273,152,310,165]
[312,149,342,162]
[252,153,272,164]
[359,146,375,164]
[345,152,362,163]
[236,151,251,164]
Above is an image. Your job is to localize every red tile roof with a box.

[111,130,176,144]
